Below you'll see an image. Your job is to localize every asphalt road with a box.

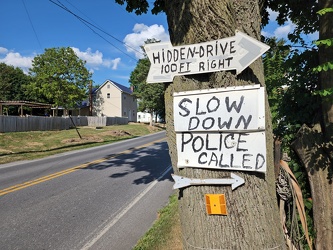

[0,131,174,250]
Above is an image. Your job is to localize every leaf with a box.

[315,38,333,47]
[317,7,333,16]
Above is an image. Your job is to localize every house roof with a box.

[95,80,132,95]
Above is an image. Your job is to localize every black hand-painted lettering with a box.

[202,117,215,130]
[207,96,220,113]
[218,117,232,129]
[225,96,244,113]
[235,115,252,129]
[255,154,265,170]
[219,153,230,168]
[188,117,200,130]
[196,98,206,115]
[178,98,192,117]
[192,135,204,153]
[242,154,253,169]
[208,152,218,166]
[237,133,249,151]
[198,152,207,164]
[181,132,193,152]
[224,133,235,149]
[205,134,217,151]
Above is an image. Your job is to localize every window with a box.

[107,93,110,98]
[107,84,110,89]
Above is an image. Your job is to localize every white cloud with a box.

[268,8,278,21]
[111,58,121,70]
[0,49,33,73]
[123,23,170,59]
[72,47,121,70]
[261,30,272,37]
[0,47,9,54]
[274,21,296,38]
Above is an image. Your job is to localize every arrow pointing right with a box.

[172,173,245,190]
[144,31,269,83]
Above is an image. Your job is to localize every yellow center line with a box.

[0,137,166,197]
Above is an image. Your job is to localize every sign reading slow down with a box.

[173,85,267,173]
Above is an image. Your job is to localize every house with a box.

[137,111,164,123]
[92,80,137,122]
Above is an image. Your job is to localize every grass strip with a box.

[133,193,182,250]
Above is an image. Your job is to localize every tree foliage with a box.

[0,63,31,101]
[0,63,32,115]
[262,1,333,249]
[129,57,165,124]
[129,40,165,125]
[27,47,91,110]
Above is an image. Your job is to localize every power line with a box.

[22,0,43,50]
[49,0,144,60]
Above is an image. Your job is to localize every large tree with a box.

[28,47,91,114]
[0,63,31,101]
[129,57,165,126]
[263,1,333,248]
[0,63,32,115]
[117,0,285,249]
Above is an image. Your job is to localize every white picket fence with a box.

[0,116,128,133]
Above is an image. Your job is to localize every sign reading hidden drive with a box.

[174,85,267,173]
[144,31,270,83]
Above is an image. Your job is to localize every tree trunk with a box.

[293,1,333,249]
[150,110,154,126]
[163,0,285,249]
[291,124,333,250]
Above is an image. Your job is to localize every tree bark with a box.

[291,124,333,250]
[163,0,285,249]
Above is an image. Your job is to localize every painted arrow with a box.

[144,31,270,83]
[171,173,245,190]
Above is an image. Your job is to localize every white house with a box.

[137,111,164,123]
[92,80,137,122]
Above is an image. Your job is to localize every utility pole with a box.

[89,80,93,116]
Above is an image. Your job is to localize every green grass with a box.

[133,193,182,250]
[0,123,163,164]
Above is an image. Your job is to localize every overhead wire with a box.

[49,0,144,61]
[22,0,43,50]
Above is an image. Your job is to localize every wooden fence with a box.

[0,116,128,133]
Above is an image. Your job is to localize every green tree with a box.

[262,1,333,248]
[0,63,32,115]
[129,42,165,126]
[118,0,285,249]
[263,37,318,248]
[130,58,165,126]
[28,47,91,115]
[0,63,31,101]
[263,37,290,130]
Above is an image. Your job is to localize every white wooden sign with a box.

[174,85,267,173]
[176,131,266,172]
[144,31,270,83]
[174,85,265,132]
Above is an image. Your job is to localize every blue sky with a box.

[0,1,318,88]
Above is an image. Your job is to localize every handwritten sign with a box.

[144,31,270,83]
[174,85,267,172]
[174,85,265,132]
[176,131,266,172]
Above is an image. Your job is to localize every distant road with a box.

[0,131,174,250]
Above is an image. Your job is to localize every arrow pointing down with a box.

[172,173,245,190]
